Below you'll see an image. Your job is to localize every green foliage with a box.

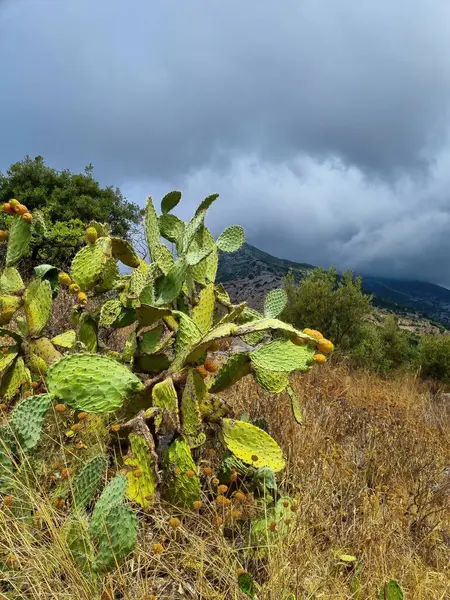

[282,267,372,348]
[416,334,450,381]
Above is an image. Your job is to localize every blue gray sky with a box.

[2,0,450,284]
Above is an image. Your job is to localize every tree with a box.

[0,156,142,270]
[416,335,450,382]
[281,267,373,347]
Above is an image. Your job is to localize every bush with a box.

[282,267,373,348]
[417,335,450,381]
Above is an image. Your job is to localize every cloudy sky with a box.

[2,1,450,285]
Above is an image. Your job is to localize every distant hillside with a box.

[217,243,450,330]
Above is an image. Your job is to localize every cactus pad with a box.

[161,190,182,214]
[159,213,184,245]
[79,313,98,352]
[95,258,120,294]
[192,283,215,333]
[47,353,144,412]
[379,580,404,600]
[0,295,22,325]
[153,242,175,275]
[0,348,18,375]
[0,267,24,295]
[250,339,315,373]
[94,503,138,572]
[29,337,61,366]
[72,455,108,509]
[136,304,172,327]
[89,474,127,539]
[0,426,15,492]
[221,418,285,472]
[110,237,141,268]
[124,433,158,508]
[10,393,52,452]
[253,365,289,393]
[209,353,251,393]
[24,278,52,336]
[264,288,287,319]
[191,226,218,284]
[51,330,76,349]
[286,384,303,424]
[155,257,187,304]
[71,241,108,291]
[152,377,180,432]
[249,496,295,558]
[145,195,161,259]
[0,356,30,399]
[163,437,201,508]
[182,194,219,253]
[216,225,245,252]
[6,216,31,267]
[99,298,123,327]
[180,370,204,448]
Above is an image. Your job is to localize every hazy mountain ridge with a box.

[217,243,450,331]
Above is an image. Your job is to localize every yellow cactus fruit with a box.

[169,517,181,530]
[69,283,80,294]
[16,203,28,215]
[22,212,32,222]
[314,353,327,365]
[9,199,20,209]
[77,291,88,305]
[195,365,209,379]
[216,495,231,506]
[58,272,72,286]
[85,226,98,244]
[192,500,202,510]
[204,359,219,373]
[71,423,83,432]
[0,230,9,241]
[303,328,324,340]
[317,338,334,355]
[211,477,219,486]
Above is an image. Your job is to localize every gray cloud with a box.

[2,0,450,284]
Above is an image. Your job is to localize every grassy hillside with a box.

[2,363,449,599]
[218,243,450,329]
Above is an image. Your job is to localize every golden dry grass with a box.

[1,363,450,599]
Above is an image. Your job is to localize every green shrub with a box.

[417,334,450,381]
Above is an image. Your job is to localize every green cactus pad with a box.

[51,329,76,349]
[264,288,288,319]
[124,433,158,508]
[152,377,180,432]
[182,194,219,253]
[199,393,231,422]
[253,365,289,393]
[6,216,32,267]
[235,318,312,341]
[29,337,61,366]
[153,242,175,275]
[163,437,201,508]
[70,241,109,291]
[216,225,245,252]
[209,353,251,393]
[221,418,285,472]
[135,352,171,373]
[155,257,187,305]
[250,339,315,373]
[110,237,141,268]
[378,580,404,600]
[79,313,98,353]
[185,322,237,364]
[89,474,127,539]
[159,213,185,245]
[95,258,121,294]
[0,267,24,295]
[172,311,202,369]
[0,348,18,375]
[136,304,172,327]
[29,352,48,375]
[0,295,22,325]
[72,455,108,509]
[191,226,218,284]
[47,353,144,412]
[0,356,30,400]
[286,384,303,425]
[94,503,138,572]
[87,221,109,238]
[65,514,95,574]
[0,426,16,492]
[185,246,214,266]
[10,393,52,452]
[249,496,295,558]
[145,195,161,259]
[192,283,215,334]
[161,190,182,214]
[99,298,123,327]
[23,278,52,336]
[180,370,204,448]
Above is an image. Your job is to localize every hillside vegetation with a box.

[0,191,449,600]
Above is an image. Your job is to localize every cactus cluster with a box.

[0,190,334,573]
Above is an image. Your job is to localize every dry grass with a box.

[1,363,450,599]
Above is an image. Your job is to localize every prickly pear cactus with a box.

[6,216,31,267]
[124,433,158,508]
[220,418,286,472]
[94,503,138,572]
[163,437,201,508]
[23,278,52,336]
[10,393,52,452]
[72,455,108,510]
[89,474,127,539]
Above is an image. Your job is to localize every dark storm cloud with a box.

[1,0,450,284]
